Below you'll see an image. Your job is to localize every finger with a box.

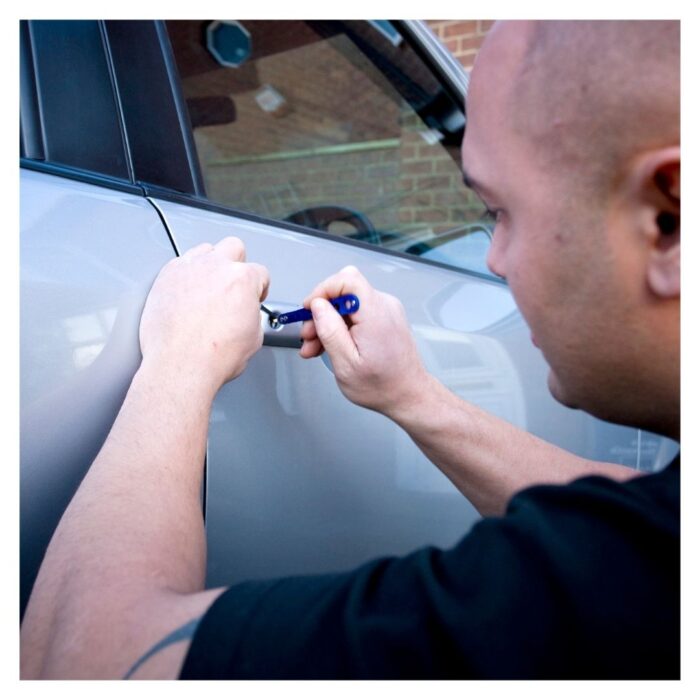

[299,337,323,359]
[304,265,376,325]
[246,262,270,301]
[214,236,246,263]
[310,298,357,362]
[304,265,373,308]
[181,242,214,259]
[300,319,318,341]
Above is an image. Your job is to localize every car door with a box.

[119,20,678,587]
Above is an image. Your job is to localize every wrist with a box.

[383,369,443,426]
[136,354,220,407]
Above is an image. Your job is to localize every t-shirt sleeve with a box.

[179,469,679,679]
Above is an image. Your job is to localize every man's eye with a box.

[481,207,500,223]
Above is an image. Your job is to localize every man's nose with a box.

[486,234,507,280]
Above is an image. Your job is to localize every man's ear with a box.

[636,147,680,299]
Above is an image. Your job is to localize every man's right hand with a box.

[299,266,431,416]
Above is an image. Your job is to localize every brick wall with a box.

[396,113,483,236]
[425,20,494,71]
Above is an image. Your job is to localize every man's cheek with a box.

[504,271,536,328]
[547,368,572,407]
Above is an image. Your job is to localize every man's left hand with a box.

[139,237,270,397]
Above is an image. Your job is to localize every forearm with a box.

[390,373,637,516]
[21,358,214,677]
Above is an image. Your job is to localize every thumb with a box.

[310,298,356,361]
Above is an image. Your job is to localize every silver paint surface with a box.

[20,169,175,611]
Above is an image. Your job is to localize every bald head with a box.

[476,20,680,195]
[463,21,680,437]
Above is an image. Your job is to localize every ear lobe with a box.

[648,242,679,298]
[644,148,680,299]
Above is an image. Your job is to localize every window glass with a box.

[167,20,493,276]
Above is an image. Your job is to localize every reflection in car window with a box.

[166,20,495,276]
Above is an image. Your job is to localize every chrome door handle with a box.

[260,302,303,348]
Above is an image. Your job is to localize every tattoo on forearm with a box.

[123,617,202,679]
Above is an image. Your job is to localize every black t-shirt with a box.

[180,457,680,679]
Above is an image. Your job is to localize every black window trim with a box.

[153,20,206,197]
[19,20,44,161]
[19,20,203,196]
[101,20,204,197]
[398,20,469,106]
[20,158,144,196]
[99,20,136,184]
[20,19,136,187]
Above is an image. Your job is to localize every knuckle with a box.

[216,236,246,261]
[382,292,401,311]
[388,294,402,310]
[250,262,267,277]
[244,264,259,283]
[341,265,360,278]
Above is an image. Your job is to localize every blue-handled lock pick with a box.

[276,294,360,325]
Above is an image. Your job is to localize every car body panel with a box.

[20,169,175,613]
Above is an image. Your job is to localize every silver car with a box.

[20,19,678,618]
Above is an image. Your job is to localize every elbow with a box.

[20,585,127,679]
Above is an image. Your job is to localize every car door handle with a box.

[260,302,303,348]
[260,295,359,348]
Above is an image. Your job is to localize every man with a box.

[20,20,679,679]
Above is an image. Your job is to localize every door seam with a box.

[145,195,181,257]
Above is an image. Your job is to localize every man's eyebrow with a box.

[462,170,487,195]
[462,170,495,202]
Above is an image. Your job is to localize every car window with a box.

[166,20,495,277]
